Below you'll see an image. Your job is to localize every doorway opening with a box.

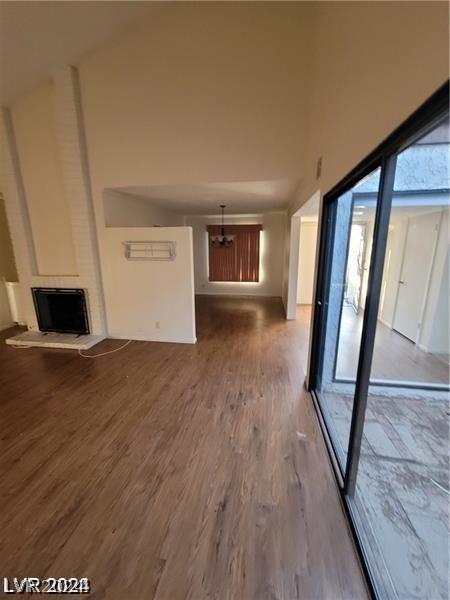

[345,223,367,313]
[285,190,320,321]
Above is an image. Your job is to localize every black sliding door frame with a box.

[344,153,396,495]
[307,80,449,596]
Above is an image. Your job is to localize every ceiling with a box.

[116,180,299,215]
[0,1,160,104]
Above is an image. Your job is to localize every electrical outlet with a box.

[155,321,160,329]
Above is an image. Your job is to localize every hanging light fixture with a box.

[210,204,235,247]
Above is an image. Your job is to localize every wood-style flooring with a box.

[0,296,368,599]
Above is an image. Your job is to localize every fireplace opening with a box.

[32,288,90,335]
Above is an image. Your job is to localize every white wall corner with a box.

[0,107,39,329]
[285,216,301,319]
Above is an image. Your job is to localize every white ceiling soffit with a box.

[297,189,320,219]
[115,180,299,215]
[0,1,160,104]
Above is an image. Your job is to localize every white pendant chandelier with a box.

[210,204,235,248]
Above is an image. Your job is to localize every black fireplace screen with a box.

[32,288,90,335]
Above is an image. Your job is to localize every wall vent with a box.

[123,241,176,261]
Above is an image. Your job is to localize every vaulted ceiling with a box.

[0,1,160,104]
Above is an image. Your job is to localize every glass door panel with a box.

[316,167,381,471]
[349,118,450,599]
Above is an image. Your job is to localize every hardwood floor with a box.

[0,296,368,600]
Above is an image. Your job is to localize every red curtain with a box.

[206,224,262,282]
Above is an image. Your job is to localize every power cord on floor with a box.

[78,339,132,358]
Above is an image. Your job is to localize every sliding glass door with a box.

[309,84,449,599]
[313,167,382,471]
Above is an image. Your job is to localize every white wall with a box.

[297,220,318,304]
[379,208,449,357]
[11,80,78,275]
[103,190,184,227]
[284,215,299,319]
[419,208,449,355]
[186,213,286,297]
[101,226,196,343]
[285,189,321,319]
[379,220,408,327]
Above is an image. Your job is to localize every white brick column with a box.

[0,66,107,336]
[53,66,106,336]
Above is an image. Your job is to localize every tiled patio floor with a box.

[324,392,449,599]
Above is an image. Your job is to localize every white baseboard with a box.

[196,292,280,298]
[378,317,392,329]
[417,342,449,360]
[109,334,197,344]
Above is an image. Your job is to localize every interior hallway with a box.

[0,296,367,600]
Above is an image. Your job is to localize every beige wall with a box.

[104,190,184,227]
[291,0,449,213]
[11,80,77,275]
[79,2,312,205]
[0,194,17,327]
[0,195,17,328]
[101,226,196,343]
[0,195,18,282]
[297,220,318,304]
[78,1,311,323]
